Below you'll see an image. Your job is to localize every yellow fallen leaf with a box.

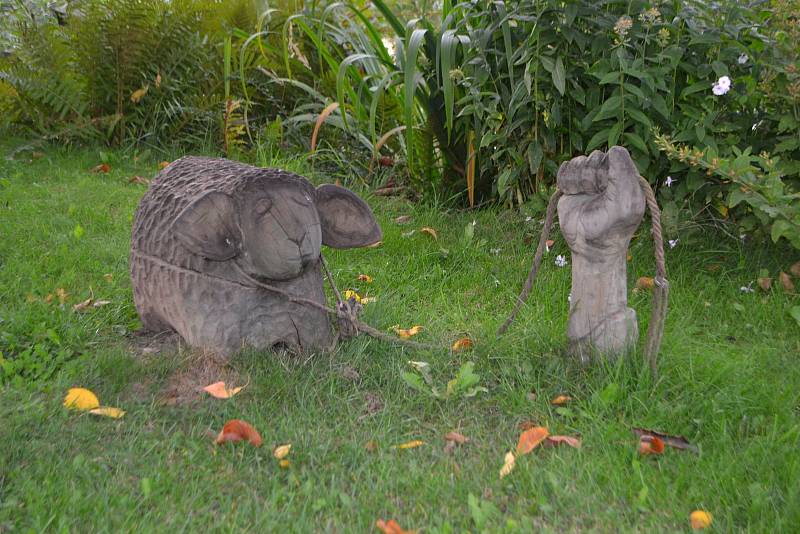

[499,451,515,478]
[273,444,292,459]
[394,326,423,338]
[130,85,149,104]
[344,290,362,303]
[361,296,378,304]
[451,337,474,351]
[357,274,373,283]
[203,381,245,399]
[690,510,712,530]
[395,440,425,449]
[279,459,290,468]
[89,407,125,419]
[64,388,100,410]
[420,227,438,240]
[551,395,572,405]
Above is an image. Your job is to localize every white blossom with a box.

[555,255,568,268]
[738,53,748,64]
[669,239,679,249]
[740,283,754,293]
[665,176,676,187]
[712,75,731,96]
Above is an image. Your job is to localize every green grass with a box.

[1,141,799,532]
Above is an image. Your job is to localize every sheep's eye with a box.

[255,199,273,217]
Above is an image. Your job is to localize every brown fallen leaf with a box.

[130,85,149,104]
[705,263,722,273]
[357,274,373,283]
[129,175,151,186]
[72,298,93,312]
[544,435,581,449]
[214,419,262,447]
[420,227,438,240]
[395,440,425,449]
[551,395,572,406]
[394,326,423,338]
[516,426,549,455]
[451,337,474,352]
[499,451,515,478]
[394,215,412,225]
[632,428,698,453]
[44,293,54,303]
[91,163,111,173]
[690,510,712,530]
[636,276,655,290]
[158,161,171,170]
[203,381,245,399]
[444,431,470,445]
[790,260,800,278]
[779,271,795,293]
[375,519,415,534]
[757,276,772,292]
[638,435,665,455]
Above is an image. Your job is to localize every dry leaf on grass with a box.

[365,440,379,452]
[279,459,290,468]
[516,426,549,455]
[375,518,415,534]
[56,288,69,304]
[544,435,581,449]
[273,444,291,459]
[545,239,555,251]
[451,337,473,351]
[89,407,125,419]
[90,163,111,173]
[420,227,438,240]
[636,277,655,290]
[632,428,698,453]
[129,175,151,186]
[130,86,149,103]
[395,440,425,449]
[444,432,470,445]
[790,260,800,278]
[499,451,516,478]
[64,388,100,410]
[394,326,423,338]
[779,271,795,293]
[757,276,772,291]
[551,395,572,405]
[202,381,245,399]
[690,510,713,530]
[344,290,363,303]
[357,274,373,283]
[638,435,665,455]
[394,215,412,225]
[214,419,262,447]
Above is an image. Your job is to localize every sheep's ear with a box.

[171,192,241,260]
[315,184,382,249]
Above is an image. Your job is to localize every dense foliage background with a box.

[1,0,798,247]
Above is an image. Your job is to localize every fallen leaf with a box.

[395,440,425,449]
[214,419,262,447]
[202,381,245,399]
[626,250,633,262]
[103,273,113,282]
[130,85,149,104]
[451,337,474,351]
[545,239,555,251]
[375,519,415,534]
[690,510,713,530]
[790,260,800,278]
[158,161,171,170]
[636,276,655,290]
[45,293,54,303]
[394,325,423,338]
[444,431,469,445]
[72,298,93,311]
[366,240,383,248]
[516,426,549,455]
[401,230,416,238]
[93,300,111,308]
[56,288,69,304]
[638,435,665,455]
[499,451,515,478]
[31,151,45,159]
[757,276,772,291]
[779,271,795,293]
[279,459,290,468]
[544,435,581,449]
[273,444,291,459]
[632,428,698,453]
[91,163,111,173]
[89,407,125,419]
[155,72,162,88]
[394,215,412,225]
[551,395,572,405]
[420,227,438,240]
[129,175,150,186]
[357,274,373,283]
[365,440,378,452]
[64,388,100,410]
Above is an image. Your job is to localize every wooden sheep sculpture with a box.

[130,157,382,356]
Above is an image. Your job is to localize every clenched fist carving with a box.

[557,147,645,359]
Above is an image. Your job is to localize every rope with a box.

[496,177,669,377]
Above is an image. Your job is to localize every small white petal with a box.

[738,53,748,64]
[668,239,679,249]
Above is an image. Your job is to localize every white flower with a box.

[665,176,676,187]
[555,255,568,268]
[712,75,732,96]
[668,239,679,249]
[490,248,501,255]
[525,216,533,223]
[738,53,748,64]
[740,283,754,293]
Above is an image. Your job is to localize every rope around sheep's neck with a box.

[497,177,669,378]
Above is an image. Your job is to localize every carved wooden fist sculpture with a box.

[130,157,381,356]
[557,147,645,359]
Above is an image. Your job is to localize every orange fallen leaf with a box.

[395,440,425,449]
[444,431,469,444]
[690,510,712,530]
[158,161,171,170]
[544,435,581,449]
[203,381,245,399]
[516,426,549,455]
[545,239,555,251]
[375,519,415,534]
[638,435,665,455]
[499,451,515,478]
[632,428,698,453]
[214,419,262,447]
[357,274,373,283]
[420,227,438,240]
[451,337,473,351]
[551,395,572,405]
[91,163,111,173]
[394,326,423,338]
[273,444,291,459]
[636,277,655,290]
[779,271,795,293]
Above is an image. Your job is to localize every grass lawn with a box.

[1,141,799,532]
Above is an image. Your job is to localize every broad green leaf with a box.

[553,56,566,95]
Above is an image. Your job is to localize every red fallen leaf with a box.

[91,163,111,173]
[375,519,415,534]
[214,419,262,447]
[632,428,698,453]
[544,435,581,449]
[638,435,665,455]
[516,426,549,455]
